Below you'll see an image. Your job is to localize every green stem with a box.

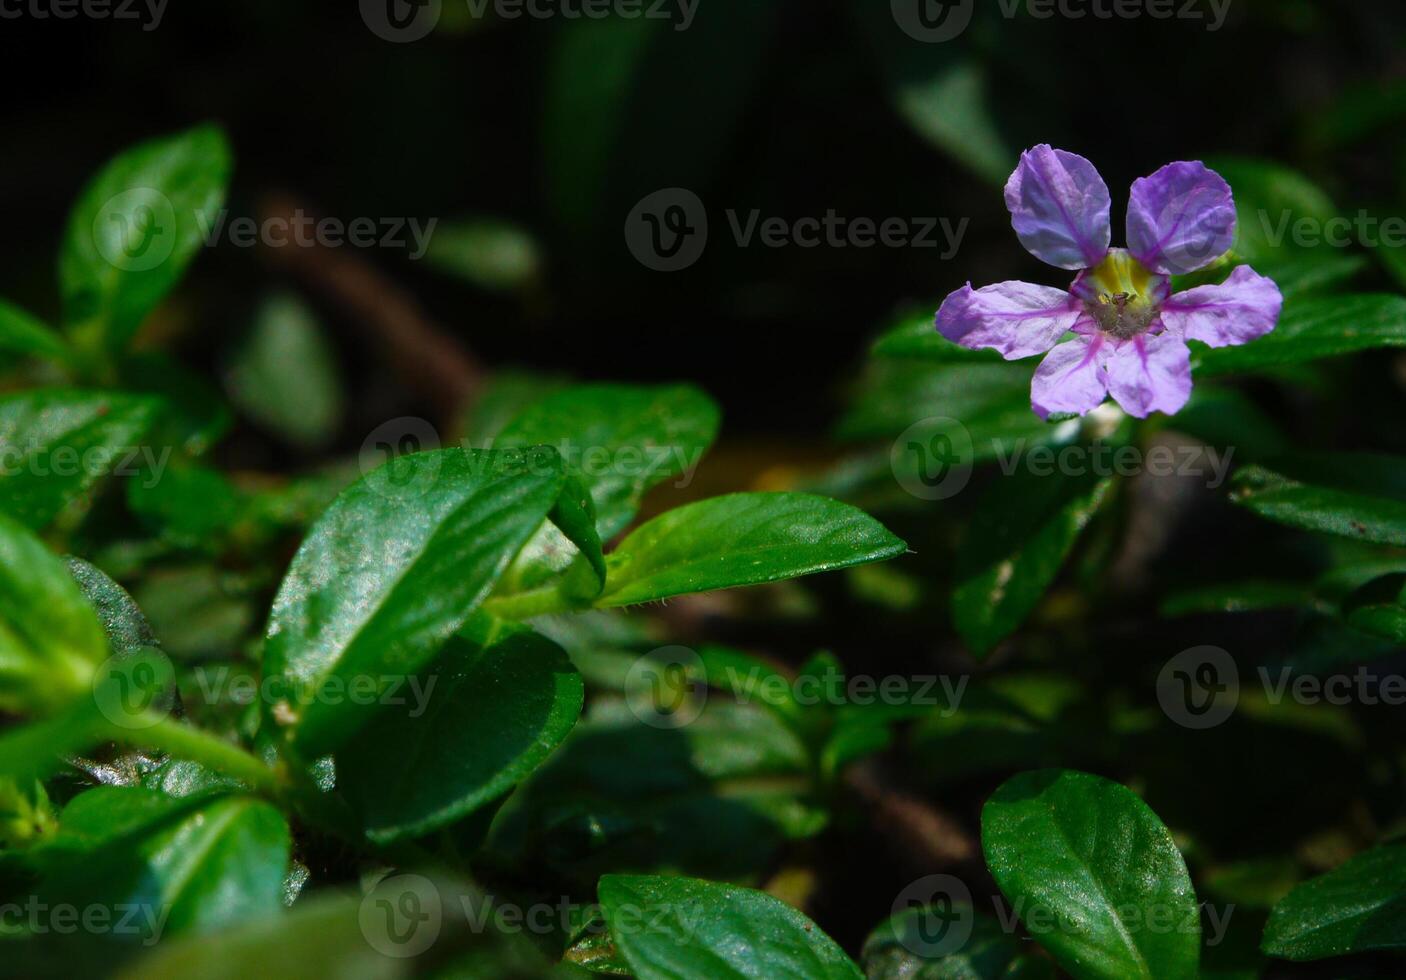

[117,715,284,799]
[481,584,586,620]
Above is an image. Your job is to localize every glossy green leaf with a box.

[595,492,906,607]
[1261,843,1406,960]
[1231,453,1406,545]
[226,292,344,449]
[262,447,566,756]
[981,769,1200,980]
[496,383,720,538]
[598,874,862,979]
[1194,294,1406,375]
[65,556,156,656]
[0,388,158,529]
[60,124,232,354]
[0,298,67,360]
[338,618,584,843]
[953,470,1111,657]
[35,790,289,942]
[0,512,108,715]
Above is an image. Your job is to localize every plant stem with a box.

[481,584,584,620]
[118,715,284,798]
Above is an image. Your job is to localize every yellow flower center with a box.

[1075,250,1169,341]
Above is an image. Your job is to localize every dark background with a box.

[4,0,1405,442]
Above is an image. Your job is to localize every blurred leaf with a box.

[982,769,1200,980]
[1232,453,1406,545]
[338,618,584,844]
[423,218,543,291]
[598,874,861,979]
[953,470,1111,656]
[462,370,572,447]
[542,5,777,249]
[135,566,255,660]
[60,124,231,355]
[226,293,344,449]
[1208,158,1338,266]
[127,462,243,549]
[1159,581,1313,616]
[1194,294,1406,376]
[0,389,157,530]
[0,298,67,361]
[596,492,906,607]
[1261,843,1406,960]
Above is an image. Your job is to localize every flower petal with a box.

[935,280,1082,359]
[1104,332,1192,418]
[1157,265,1283,347]
[1031,333,1109,419]
[1005,145,1112,270]
[1126,161,1236,274]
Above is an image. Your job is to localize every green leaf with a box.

[550,472,608,593]
[262,447,567,756]
[338,618,584,843]
[1261,843,1406,960]
[0,298,67,361]
[953,470,1111,656]
[981,769,1200,980]
[595,492,906,607]
[1231,453,1406,545]
[226,292,344,449]
[598,874,862,979]
[1194,294,1406,376]
[0,388,158,530]
[0,512,108,715]
[60,124,232,354]
[65,556,156,655]
[35,790,289,942]
[496,383,720,538]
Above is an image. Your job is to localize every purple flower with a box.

[936,145,1283,419]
